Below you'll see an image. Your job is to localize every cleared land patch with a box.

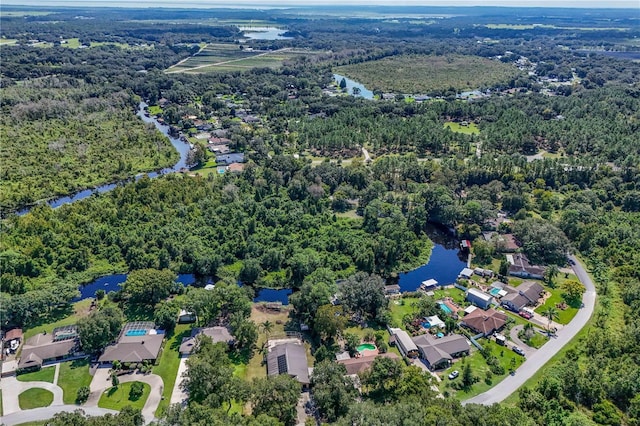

[335,54,521,94]
[444,122,480,135]
[167,43,318,74]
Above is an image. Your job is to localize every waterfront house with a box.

[466,288,494,310]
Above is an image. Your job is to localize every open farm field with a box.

[167,44,318,73]
[335,54,522,94]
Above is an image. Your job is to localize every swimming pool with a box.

[357,343,377,353]
[489,287,501,296]
[125,329,147,337]
[438,302,453,314]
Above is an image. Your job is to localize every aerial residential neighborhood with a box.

[1,2,637,426]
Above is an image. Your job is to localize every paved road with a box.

[1,406,117,426]
[464,255,596,405]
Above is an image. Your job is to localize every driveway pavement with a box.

[169,355,189,405]
[1,406,117,426]
[464,255,596,405]
[0,375,64,415]
[119,372,164,423]
[509,325,536,357]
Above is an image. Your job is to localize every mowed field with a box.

[166,43,318,73]
[335,54,522,94]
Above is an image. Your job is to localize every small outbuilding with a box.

[466,288,494,310]
[177,310,197,324]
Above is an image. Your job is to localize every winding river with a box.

[16,102,191,216]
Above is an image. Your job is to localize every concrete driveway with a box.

[0,375,64,415]
[509,325,537,357]
[170,355,189,405]
[119,372,164,423]
[464,255,596,405]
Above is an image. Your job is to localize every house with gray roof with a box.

[98,322,164,364]
[389,328,419,358]
[18,325,80,370]
[337,353,399,376]
[266,340,310,387]
[179,326,234,355]
[466,288,494,310]
[501,281,545,312]
[412,334,470,370]
[508,253,546,279]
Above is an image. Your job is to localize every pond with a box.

[397,225,467,293]
[16,102,191,216]
[333,73,374,100]
[74,273,291,305]
[239,26,291,40]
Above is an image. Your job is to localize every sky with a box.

[2,0,639,8]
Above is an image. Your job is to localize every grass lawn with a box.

[524,332,549,349]
[535,275,580,325]
[62,38,81,48]
[153,324,191,417]
[98,382,150,411]
[389,298,420,328]
[24,299,93,340]
[18,388,54,410]
[147,105,162,115]
[58,358,93,404]
[0,389,3,415]
[16,366,55,383]
[444,122,480,135]
[433,287,467,305]
[439,340,524,400]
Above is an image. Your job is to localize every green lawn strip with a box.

[152,324,191,417]
[98,382,150,411]
[440,339,524,400]
[24,299,93,340]
[147,105,162,115]
[16,366,55,383]
[18,388,54,410]
[524,332,549,349]
[58,358,93,404]
[15,422,49,426]
[389,298,419,328]
[0,389,3,416]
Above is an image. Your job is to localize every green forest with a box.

[1,4,640,426]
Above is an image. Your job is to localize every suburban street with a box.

[0,406,118,426]
[463,255,596,405]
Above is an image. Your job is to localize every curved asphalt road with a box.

[463,255,596,405]
[1,406,118,425]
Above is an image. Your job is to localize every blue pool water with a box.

[439,302,453,314]
[125,330,147,337]
[489,287,501,296]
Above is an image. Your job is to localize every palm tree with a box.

[544,265,559,288]
[542,307,559,336]
[260,320,274,340]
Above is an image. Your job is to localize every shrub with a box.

[129,382,144,401]
[95,289,105,300]
[76,386,90,404]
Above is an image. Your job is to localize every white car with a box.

[448,370,459,380]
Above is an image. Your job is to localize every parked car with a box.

[519,311,532,319]
[448,370,459,379]
[512,346,525,356]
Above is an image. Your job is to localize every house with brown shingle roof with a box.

[337,353,399,376]
[412,334,470,370]
[98,322,163,364]
[18,326,80,370]
[461,308,508,336]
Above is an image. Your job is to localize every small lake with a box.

[239,26,291,40]
[16,103,191,216]
[74,273,291,305]
[333,73,374,100]
[397,225,467,292]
